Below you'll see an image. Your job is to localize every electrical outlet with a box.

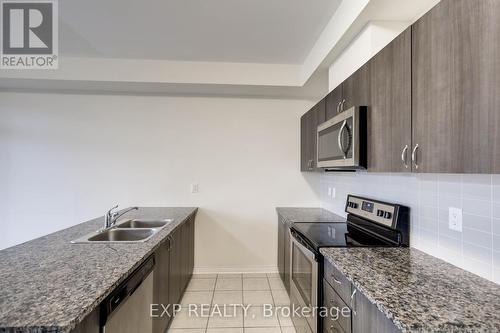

[448,207,462,232]
[191,183,199,193]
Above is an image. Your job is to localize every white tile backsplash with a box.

[320,172,500,283]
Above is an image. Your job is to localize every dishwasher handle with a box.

[100,255,155,326]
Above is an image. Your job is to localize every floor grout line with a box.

[173,273,291,333]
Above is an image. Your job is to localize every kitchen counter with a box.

[0,207,197,333]
[320,247,500,333]
[276,207,346,225]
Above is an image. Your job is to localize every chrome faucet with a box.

[104,205,139,230]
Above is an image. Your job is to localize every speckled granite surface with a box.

[0,207,197,333]
[276,207,346,225]
[320,247,500,333]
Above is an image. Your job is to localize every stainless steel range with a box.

[289,195,409,333]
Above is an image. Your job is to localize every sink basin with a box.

[117,219,172,229]
[87,229,156,242]
[71,227,159,243]
[71,217,173,244]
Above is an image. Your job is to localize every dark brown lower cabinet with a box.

[323,279,351,333]
[153,238,171,333]
[351,287,400,333]
[169,215,195,307]
[168,226,182,306]
[277,215,290,293]
[323,260,400,333]
[69,308,99,333]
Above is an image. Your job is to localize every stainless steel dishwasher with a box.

[100,256,155,333]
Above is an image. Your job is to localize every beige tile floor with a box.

[168,273,296,333]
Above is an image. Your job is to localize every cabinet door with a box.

[412,0,500,173]
[153,239,171,333]
[277,216,285,284]
[306,108,318,170]
[300,99,326,172]
[352,288,400,333]
[189,216,195,279]
[300,114,309,171]
[368,28,412,172]
[168,228,182,305]
[181,221,189,292]
[325,85,343,121]
[316,98,326,125]
[341,61,370,111]
[323,280,351,333]
[300,108,317,171]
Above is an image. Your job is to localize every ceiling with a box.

[59,0,342,64]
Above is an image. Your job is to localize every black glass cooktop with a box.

[291,222,395,251]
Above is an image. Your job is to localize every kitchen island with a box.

[0,207,197,333]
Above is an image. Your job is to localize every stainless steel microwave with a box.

[317,106,367,170]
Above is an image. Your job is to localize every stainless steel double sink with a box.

[71,219,173,243]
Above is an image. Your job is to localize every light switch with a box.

[191,183,199,193]
[327,187,332,197]
[448,207,462,232]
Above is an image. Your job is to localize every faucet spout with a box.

[104,206,139,230]
[111,207,139,226]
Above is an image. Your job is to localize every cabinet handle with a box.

[329,325,340,333]
[401,145,409,169]
[411,144,419,170]
[350,289,357,316]
[336,101,342,114]
[340,99,346,112]
[331,274,342,285]
[308,159,314,170]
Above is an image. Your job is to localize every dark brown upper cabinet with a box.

[368,28,412,172]
[300,98,325,171]
[412,0,500,173]
[342,62,371,111]
[301,0,500,174]
[325,85,343,121]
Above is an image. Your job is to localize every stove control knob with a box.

[384,211,392,219]
[377,210,384,217]
[349,202,358,209]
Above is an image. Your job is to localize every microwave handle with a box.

[338,120,347,159]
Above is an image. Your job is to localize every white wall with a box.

[328,20,409,90]
[320,173,500,284]
[0,92,321,272]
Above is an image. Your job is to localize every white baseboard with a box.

[193,265,279,274]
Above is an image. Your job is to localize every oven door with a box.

[317,106,365,169]
[290,231,318,333]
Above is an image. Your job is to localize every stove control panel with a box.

[345,195,397,228]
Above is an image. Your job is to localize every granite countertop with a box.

[0,207,197,333]
[320,247,500,333]
[276,207,346,224]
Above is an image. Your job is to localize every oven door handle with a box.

[291,233,317,261]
